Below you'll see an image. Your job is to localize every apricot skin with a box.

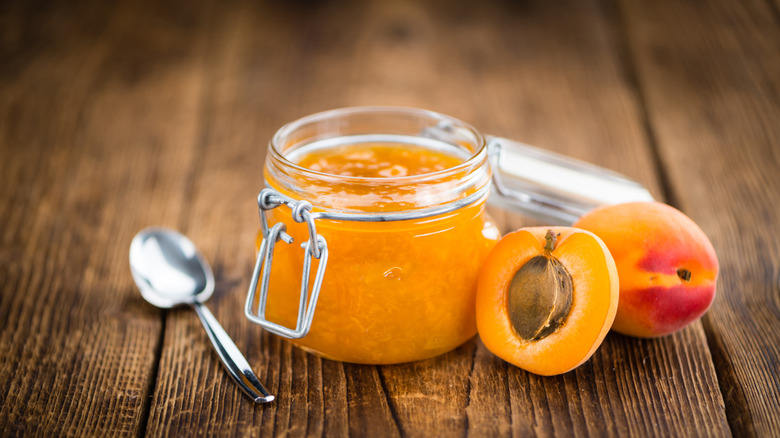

[574,202,719,338]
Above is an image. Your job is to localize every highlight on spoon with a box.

[129,227,214,308]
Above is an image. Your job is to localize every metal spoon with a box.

[129,227,274,403]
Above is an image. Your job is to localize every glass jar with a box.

[245,107,654,364]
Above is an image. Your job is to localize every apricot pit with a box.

[507,230,573,341]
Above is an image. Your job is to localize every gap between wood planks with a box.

[610,0,780,435]
[132,0,221,434]
[599,0,679,208]
[604,0,740,434]
[136,314,167,438]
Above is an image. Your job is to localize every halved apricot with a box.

[476,227,619,376]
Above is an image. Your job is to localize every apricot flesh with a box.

[476,227,619,376]
[573,202,719,338]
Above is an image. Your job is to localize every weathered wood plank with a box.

[433,0,730,435]
[142,1,351,435]
[617,0,780,435]
[0,0,210,435]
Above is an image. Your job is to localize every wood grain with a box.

[617,0,780,435]
[2,0,776,435]
[0,0,206,434]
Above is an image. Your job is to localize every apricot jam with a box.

[254,108,498,364]
[295,143,462,178]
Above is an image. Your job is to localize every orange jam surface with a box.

[295,143,463,178]
[260,142,499,364]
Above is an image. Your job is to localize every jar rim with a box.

[269,106,487,184]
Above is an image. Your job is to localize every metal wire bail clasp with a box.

[245,188,328,339]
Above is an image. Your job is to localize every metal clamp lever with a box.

[245,188,328,339]
[486,137,655,224]
[420,122,654,224]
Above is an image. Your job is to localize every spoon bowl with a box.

[129,227,274,403]
[130,227,214,308]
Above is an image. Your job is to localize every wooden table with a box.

[2,0,778,435]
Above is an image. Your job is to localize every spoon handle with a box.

[192,302,275,403]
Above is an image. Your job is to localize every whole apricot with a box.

[476,227,619,376]
[573,202,719,338]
